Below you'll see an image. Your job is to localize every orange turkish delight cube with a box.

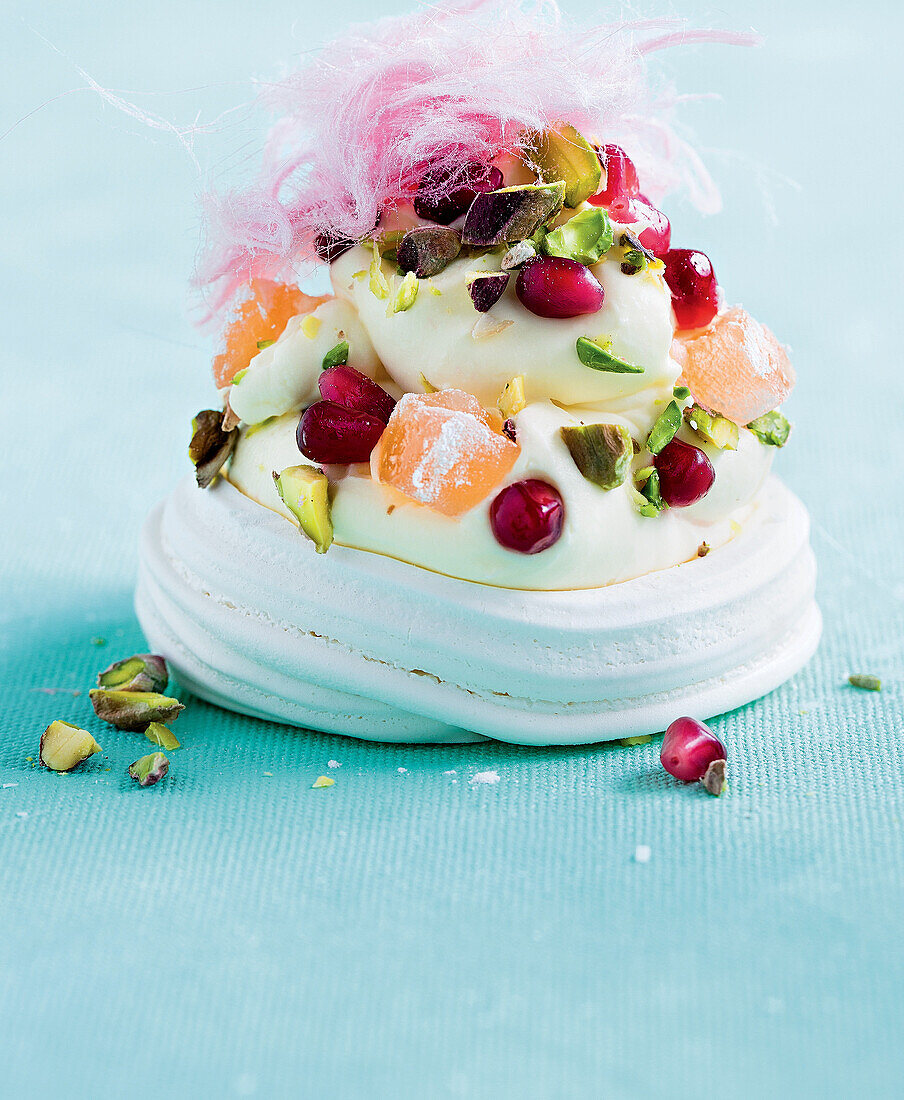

[371,389,520,516]
[678,306,795,425]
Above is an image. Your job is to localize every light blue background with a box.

[2,1,903,1096]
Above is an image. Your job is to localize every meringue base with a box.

[135,475,820,745]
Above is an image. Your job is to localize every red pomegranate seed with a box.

[319,365,396,424]
[608,196,671,256]
[654,438,715,507]
[589,144,640,207]
[516,257,604,319]
[662,248,719,330]
[297,400,385,464]
[661,717,726,782]
[490,479,564,554]
[414,161,504,225]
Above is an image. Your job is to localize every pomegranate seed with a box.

[414,161,504,225]
[654,438,715,507]
[319,365,396,424]
[589,144,640,206]
[662,248,719,330]
[490,479,564,554]
[661,717,726,782]
[516,257,604,319]
[297,400,385,464]
[608,196,671,256]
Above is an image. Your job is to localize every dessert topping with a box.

[541,206,613,265]
[496,376,526,419]
[646,400,682,455]
[414,161,503,225]
[397,226,462,278]
[747,410,792,447]
[522,123,601,208]
[462,181,565,247]
[560,423,633,490]
[501,239,539,270]
[368,240,391,300]
[616,230,655,275]
[490,479,565,554]
[589,144,640,207]
[189,409,238,489]
[684,403,739,451]
[39,721,101,773]
[273,465,333,553]
[653,438,715,507]
[319,364,396,423]
[128,752,169,788]
[89,690,185,732]
[661,716,727,786]
[321,340,349,370]
[516,257,604,319]
[575,336,643,374]
[297,400,385,464]
[387,271,419,314]
[662,248,719,329]
[97,654,168,694]
[467,271,510,313]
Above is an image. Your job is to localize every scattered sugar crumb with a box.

[262,771,274,777]
[327,760,341,769]
[15,811,28,819]
[443,770,457,776]
[470,770,500,785]
[312,776,335,789]
[397,767,408,774]
[2,783,18,790]
[634,844,652,863]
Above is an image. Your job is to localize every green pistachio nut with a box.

[848,674,881,692]
[576,336,644,375]
[39,720,102,772]
[646,401,682,455]
[747,410,792,447]
[397,227,462,278]
[273,465,333,554]
[542,207,613,265]
[189,409,238,489]
[97,654,169,694]
[560,423,633,490]
[322,341,349,371]
[462,182,566,246]
[128,752,169,788]
[684,404,739,450]
[144,722,181,751]
[387,271,419,315]
[89,689,184,732]
[522,123,602,208]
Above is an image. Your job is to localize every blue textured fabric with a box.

[2,1,903,1096]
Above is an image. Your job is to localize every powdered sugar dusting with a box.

[470,769,501,785]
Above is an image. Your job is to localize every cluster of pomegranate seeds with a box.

[661,717,727,795]
[490,479,564,554]
[414,161,504,225]
[590,144,639,207]
[319,364,396,424]
[662,249,719,330]
[516,257,604,318]
[297,402,385,464]
[653,438,715,507]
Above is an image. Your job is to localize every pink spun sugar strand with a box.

[678,307,795,425]
[371,390,519,516]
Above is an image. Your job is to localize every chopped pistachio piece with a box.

[501,239,539,270]
[302,315,321,339]
[256,339,275,350]
[497,376,526,419]
[618,734,655,747]
[684,404,739,451]
[673,385,691,400]
[312,775,335,789]
[747,410,792,447]
[387,271,419,314]
[629,484,661,518]
[467,271,510,313]
[273,465,333,553]
[561,423,633,490]
[617,231,655,275]
[702,758,726,796]
[322,341,349,371]
[461,181,566,246]
[522,123,602,207]
[144,722,181,751]
[368,240,390,300]
[97,654,168,694]
[642,468,664,511]
[231,368,248,385]
[418,373,439,394]
[89,689,184,732]
[189,409,237,489]
[697,541,711,558]
[646,401,682,455]
[542,207,613,265]
[397,226,461,278]
[128,752,169,788]
[576,336,643,375]
[39,721,101,772]
[848,674,881,692]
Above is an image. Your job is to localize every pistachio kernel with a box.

[848,674,881,692]
[387,271,419,315]
[128,752,169,788]
[273,466,333,554]
[39,721,102,772]
[521,123,601,208]
[646,400,683,455]
[747,410,792,447]
[321,340,349,371]
[97,654,168,694]
[501,239,539,270]
[189,409,238,489]
[576,336,644,375]
[396,226,461,278]
[497,376,526,419]
[542,207,613,266]
[144,722,181,751]
[561,423,633,491]
[461,181,566,247]
[684,404,739,451]
[702,758,726,796]
[467,271,510,313]
[89,689,184,732]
